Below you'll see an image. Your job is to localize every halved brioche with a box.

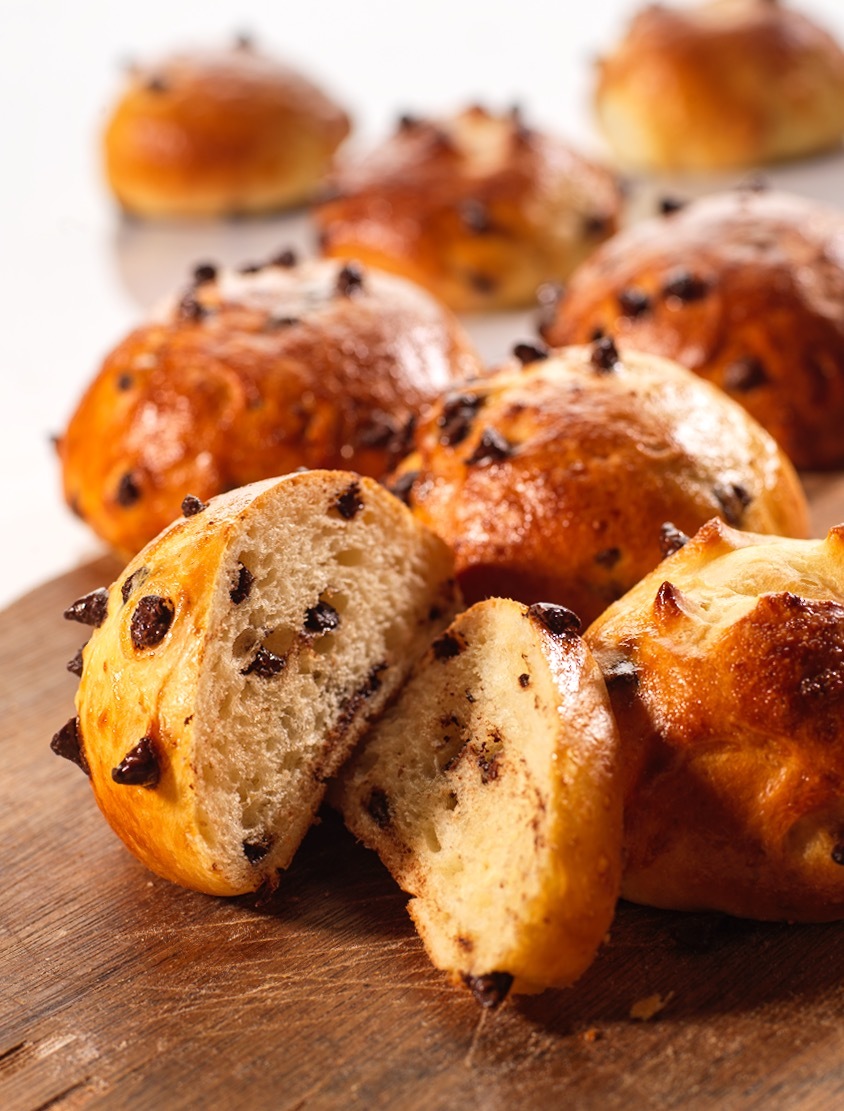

[335,598,623,1002]
[56,471,459,896]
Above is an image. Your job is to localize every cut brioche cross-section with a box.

[65,471,459,896]
[335,597,623,1003]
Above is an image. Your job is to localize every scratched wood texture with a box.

[3,479,844,1111]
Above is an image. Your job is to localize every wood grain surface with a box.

[3,483,844,1111]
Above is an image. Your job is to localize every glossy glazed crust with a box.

[594,0,844,170]
[389,343,809,627]
[585,520,844,921]
[545,190,844,470]
[104,45,351,217]
[314,105,622,311]
[58,258,482,558]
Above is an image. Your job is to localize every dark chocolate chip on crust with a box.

[178,291,207,322]
[116,373,133,391]
[512,341,550,365]
[723,357,768,392]
[271,248,298,268]
[241,647,286,678]
[465,427,512,467]
[116,472,141,507]
[64,587,109,627]
[67,647,85,677]
[335,481,364,520]
[388,470,419,507]
[112,736,161,788]
[617,288,651,318]
[438,393,485,447]
[181,494,208,517]
[591,336,620,373]
[192,262,218,285]
[243,834,274,864]
[595,547,621,569]
[365,787,391,828]
[50,717,90,776]
[121,566,149,604]
[462,971,514,1009]
[468,271,498,295]
[527,602,582,638]
[831,843,844,865]
[432,632,463,660]
[659,196,686,216]
[659,522,691,559]
[518,673,530,688]
[230,563,254,605]
[304,601,340,634]
[713,482,752,527]
[459,198,493,234]
[336,262,365,297]
[130,596,175,650]
[662,269,710,303]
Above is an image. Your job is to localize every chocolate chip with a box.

[832,843,844,865]
[389,470,419,506]
[432,632,463,660]
[591,336,620,373]
[304,600,340,634]
[462,971,513,1009]
[659,196,686,216]
[589,326,606,342]
[335,481,364,519]
[116,472,141,507]
[241,647,286,678]
[271,248,298,268]
[181,494,208,517]
[659,522,690,559]
[465,427,512,466]
[130,595,175,650]
[723,357,768,392]
[116,373,133,391]
[336,262,365,297]
[192,262,217,285]
[146,74,169,93]
[713,482,752,527]
[121,566,148,604]
[617,288,651,318]
[365,787,391,828]
[67,647,85,677]
[512,341,549,365]
[438,393,485,447]
[243,834,274,864]
[64,587,109,627]
[50,717,90,776]
[459,199,493,234]
[112,736,161,788]
[663,269,710,303]
[238,261,264,275]
[179,292,207,322]
[468,271,498,295]
[357,410,401,449]
[518,673,530,688]
[595,547,621,569]
[583,213,610,236]
[528,602,582,638]
[477,741,500,784]
[397,113,422,131]
[230,563,254,605]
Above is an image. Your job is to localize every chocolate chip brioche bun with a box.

[52,471,460,897]
[594,0,844,171]
[585,518,844,922]
[543,189,844,470]
[104,39,351,217]
[388,340,809,627]
[58,255,483,558]
[314,105,622,312]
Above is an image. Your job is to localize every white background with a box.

[2,0,844,610]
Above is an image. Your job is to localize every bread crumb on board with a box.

[630,991,674,1021]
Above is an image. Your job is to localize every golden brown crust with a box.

[585,520,844,921]
[314,105,622,311]
[594,0,844,170]
[544,189,844,470]
[58,257,482,557]
[389,343,809,627]
[104,43,351,217]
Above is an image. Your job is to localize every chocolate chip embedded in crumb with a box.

[518,673,530,688]
[50,717,90,776]
[116,373,133,391]
[242,647,286,678]
[243,834,274,864]
[438,393,485,448]
[335,481,364,519]
[271,248,298,268]
[663,269,710,304]
[181,493,208,517]
[112,736,161,788]
[64,587,109,627]
[365,787,391,828]
[466,427,512,467]
[304,600,340,634]
[591,336,620,374]
[335,262,365,297]
[617,288,651,318]
[659,522,690,559]
[67,647,85,677]
[512,341,550,366]
[723,357,768,392]
[116,472,141,507]
[527,602,582,638]
[595,547,621,569]
[192,262,217,285]
[831,843,844,865]
[462,971,514,1009]
[713,482,752,526]
[121,566,149,604]
[130,596,175,650]
[230,563,254,605]
[388,470,419,507]
[432,632,463,660]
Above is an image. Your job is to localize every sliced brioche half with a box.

[335,598,623,1003]
[59,471,459,896]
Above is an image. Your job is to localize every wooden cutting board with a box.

[3,483,844,1111]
